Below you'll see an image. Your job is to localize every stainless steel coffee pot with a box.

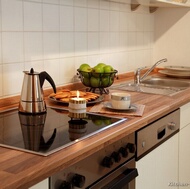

[19,68,56,114]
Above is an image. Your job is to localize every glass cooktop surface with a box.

[0,107,126,156]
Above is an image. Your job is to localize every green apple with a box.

[92,65,104,77]
[80,65,92,78]
[101,76,111,87]
[90,76,100,88]
[83,77,90,86]
[79,63,90,71]
[97,63,106,68]
[104,65,114,73]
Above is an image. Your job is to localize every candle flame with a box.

[77,90,79,99]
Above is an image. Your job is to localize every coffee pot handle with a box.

[39,71,57,93]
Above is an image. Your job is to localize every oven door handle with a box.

[103,168,138,189]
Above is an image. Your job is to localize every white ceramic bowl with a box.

[111,92,131,109]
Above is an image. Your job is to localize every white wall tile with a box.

[43,4,59,31]
[74,7,87,31]
[110,2,120,11]
[3,63,24,96]
[74,32,87,56]
[100,0,110,10]
[144,32,152,49]
[110,11,119,32]
[144,49,152,66]
[74,0,87,7]
[60,6,74,31]
[136,13,144,32]
[60,57,75,84]
[127,51,136,71]
[1,0,23,31]
[88,9,99,31]
[43,59,60,88]
[119,3,130,12]
[136,32,144,50]
[60,32,74,57]
[100,32,110,54]
[135,50,145,67]
[60,0,74,6]
[109,32,120,52]
[43,0,59,4]
[98,54,110,64]
[43,32,60,59]
[88,0,99,8]
[128,13,136,32]
[127,32,136,51]
[109,52,122,70]
[100,10,109,32]
[119,12,128,32]
[0,1,155,98]
[24,61,44,72]
[119,32,128,51]
[24,32,43,61]
[74,56,88,71]
[2,32,24,63]
[29,0,42,2]
[144,14,154,32]
[24,1,42,31]
[87,55,101,67]
[117,52,128,71]
[88,32,99,55]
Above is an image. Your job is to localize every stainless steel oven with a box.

[50,132,138,189]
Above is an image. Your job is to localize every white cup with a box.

[111,92,131,109]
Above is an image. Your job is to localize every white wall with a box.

[154,7,190,66]
[0,0,154,98]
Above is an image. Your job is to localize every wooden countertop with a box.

[1,74,190,189]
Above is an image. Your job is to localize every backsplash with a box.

[0,0,154,98]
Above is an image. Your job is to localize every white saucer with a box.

[103,102,137,111]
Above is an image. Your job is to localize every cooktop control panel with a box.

[50,132,136,189]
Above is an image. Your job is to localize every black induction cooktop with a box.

[0,107,126,156]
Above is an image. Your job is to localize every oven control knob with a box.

[102,156,113,168]
[119,147,128,158]
[126,143,136,153]
[111,151,121,162]
[72,174,86,188]
[59,181,72,189]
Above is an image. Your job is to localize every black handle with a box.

[39,71,57,93]
[103,168,138,189]
[157,127,166,139]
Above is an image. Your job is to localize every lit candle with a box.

[68,91,86,118]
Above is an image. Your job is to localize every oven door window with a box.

[87,159,138,189]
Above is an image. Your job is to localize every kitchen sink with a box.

[141,77,190,89]
[110,77,190,96]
